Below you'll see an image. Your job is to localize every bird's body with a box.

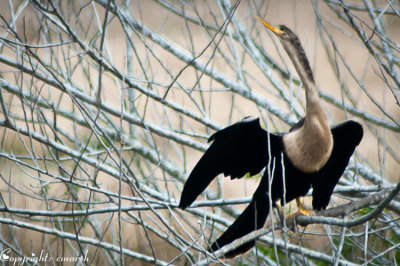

[283,113,332,173]
[179,17,363,258]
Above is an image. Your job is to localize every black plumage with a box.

[180,118,362,256]
[311,120,363,211]
[179,117,280,210]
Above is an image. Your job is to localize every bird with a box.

[178,16,363,258]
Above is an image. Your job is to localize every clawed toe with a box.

[282,208,313,230]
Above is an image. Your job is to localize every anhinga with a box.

[179,17,363,258]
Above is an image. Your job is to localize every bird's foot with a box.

[284,211,301,228]
[298,207,312,217]
[283,208,313,231]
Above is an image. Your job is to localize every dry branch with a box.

[201,183,400,263]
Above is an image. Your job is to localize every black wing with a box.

[179,117,282,209]
[209,175,270,257]
[312,120,363,211]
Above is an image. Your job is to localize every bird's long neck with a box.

[280,38,326,122]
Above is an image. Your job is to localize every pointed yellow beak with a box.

[255,16,284,35]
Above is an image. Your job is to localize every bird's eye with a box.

[276,25,285,35]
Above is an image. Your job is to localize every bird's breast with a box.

[283,121,333,173]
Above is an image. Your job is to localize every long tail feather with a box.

[209,190,270,258]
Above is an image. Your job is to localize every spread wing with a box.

[312,120,363,211]
[179,117,282,209]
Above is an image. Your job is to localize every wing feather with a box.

[179,117,282,209]
[312,120,363,211]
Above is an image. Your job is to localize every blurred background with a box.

[0,0,399,265]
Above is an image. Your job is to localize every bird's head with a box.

[256,16,315,85]
[255,16,297,42]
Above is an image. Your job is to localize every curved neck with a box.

[279,29,333,173]
[280,39,323,118]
